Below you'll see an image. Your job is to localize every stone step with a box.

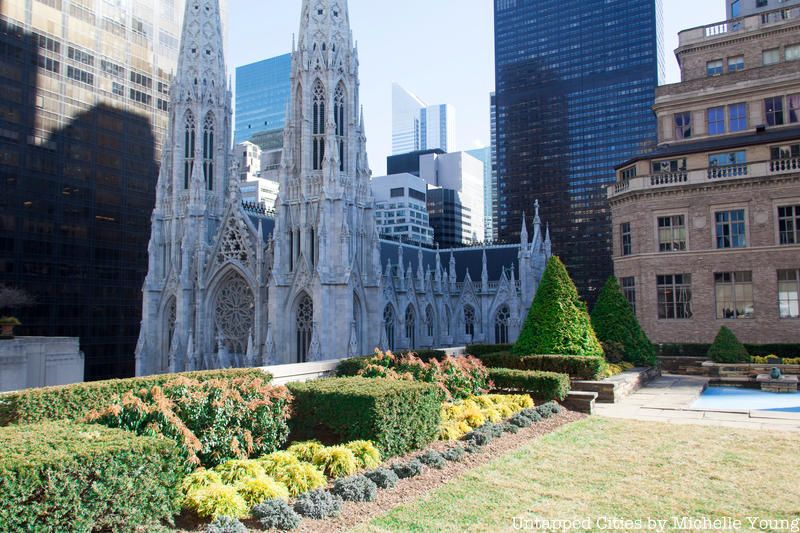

[562,391,598,415]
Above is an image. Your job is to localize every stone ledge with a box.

[571,367,661,403]
[562,391,597,415]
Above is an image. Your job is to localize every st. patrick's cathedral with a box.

[135,0,551,375]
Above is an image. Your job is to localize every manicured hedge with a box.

[477,352,606,381]
[488,369,571,401]
[0,422,184,531]
[466,344,513,357]
[0,368,269,427]
[287,377,445,457]
[708,327,750,364]
[656,343,800,359]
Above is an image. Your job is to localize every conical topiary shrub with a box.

[591,277,656,367]
[707,326,749,363]
[512,256,604,357]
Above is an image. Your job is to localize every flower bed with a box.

[438,394,534,441]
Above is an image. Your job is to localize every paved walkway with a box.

[594,374,800,432]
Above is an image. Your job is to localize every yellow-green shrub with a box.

[439,394,534,440]
[273,462,327,496]
[286,440,324,463]
[213,459,266,485]
[345,440,382,469]
[181,468,223,500]
[236,476,289,507]
[186,483,248,520]
[258,451,300,476]
[312,446,359,478]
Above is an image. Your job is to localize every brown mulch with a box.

[175,409,585,532]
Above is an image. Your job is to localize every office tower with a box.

[392,83,425,154]
[727,0,800,18]
[387,148,445,176]
[494,0,664,301]
[466,147,492,241]
[233,53,292,153]
[421,103,456,153]
[371,174,435,246]
[610,4,800,345]
[0,0,190,380]
[490,92,498,242]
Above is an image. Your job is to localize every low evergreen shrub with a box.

[207,516,247,533]
[464,429,492,447]
[477,352,606,380]
[591,277,656,366]
[331,474,378,502]
[364,467,399,489]
[509,413,533,428]
[271,462,327,497]
[185,483,249,520]
[286,440,324,463]
[416,449,446,469]
[345,440,382,469]
[521,408,542,422]
[292,489,342,519]
[536,402,562,418]
[480,423,504,438]
[258,451,301,476]
[464,442,482,454]
[391,459,424,479]
[466,344,513,356]
[708,327,750,363]
[501,422,519,434]
[513,257,604,358]
[488,368,571,401]
[252,499,301,531]
[287,377,444,457]
[441,445,466,461]
[312,446,359,478]
[0,422,184,532]
[235,476,290,507]
[0,368,269,426]
[214,459,266,485]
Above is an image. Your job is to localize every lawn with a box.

[357,417,800,532]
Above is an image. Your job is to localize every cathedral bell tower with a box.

[268,0,383,363]
[136,0,232,376]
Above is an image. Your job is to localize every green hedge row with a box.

[477,352,606,381]
[0,422,184,531]
[488,369,571,401]
[466,344,513,357]
[655,343,800,359]
[287,377,445,458]
[0,368,270,426]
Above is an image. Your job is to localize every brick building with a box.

[609,6,800,345]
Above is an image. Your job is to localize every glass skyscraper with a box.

[234,53,292,149]
[494,0,664,302]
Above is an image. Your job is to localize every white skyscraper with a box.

[421,104,456,153]
[392,83,425,154]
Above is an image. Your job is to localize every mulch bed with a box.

[175,409,584,532]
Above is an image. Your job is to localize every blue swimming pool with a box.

[692,386,800,412]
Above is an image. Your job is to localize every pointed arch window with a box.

[203,113,215,190]
[312,80,325,170]
[296,294,313,363]
[384,305,395,351]
[425,305,435,338]
[405,305,416,349]
[464,305,476,339]
[334,83,345,172]
[495,305,510,344]
[183,112,196,189]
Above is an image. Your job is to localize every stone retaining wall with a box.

[571,367,661,404]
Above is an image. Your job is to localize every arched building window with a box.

[213,273,255,355]
[445,306,451,337]
[495,305,510,344]
[334,83,345,172]
[312,80,325,170]
[384,305,395,351]
[296,294,313,362]
[405,305,416,349]
[464,305,476,339]
[425,305,435,338]
[183,112,195,189]
[202,113,215,190]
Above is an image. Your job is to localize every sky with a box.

[227,0,726,176]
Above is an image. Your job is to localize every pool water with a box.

[693,386,800,412]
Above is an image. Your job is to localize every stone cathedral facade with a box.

[135,0,551,376]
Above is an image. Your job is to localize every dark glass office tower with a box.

[494,0,664,302]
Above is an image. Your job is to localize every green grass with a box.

[358,417,800,532]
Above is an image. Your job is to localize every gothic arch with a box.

[463,304,477,340]
[352,292,363,356]
[334,81,346,172]
[383,303,396,351]
[183,110,196,189]
[294,292,314,363]
[312,78,326,170]
[405,304,416,350]
[494,304,511,344]
[424,304,435,340]
[202,111,215,190]
[209,269,255,356]
[161,295,177,371]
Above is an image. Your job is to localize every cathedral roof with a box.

[379,241,521,282]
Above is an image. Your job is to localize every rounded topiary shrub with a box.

[206,516,247,533]
[513,256,604,358]
[708,326,750,363]
[392,459,424,479]
[591,277,656,366]
[293,489,342,519]
[364,467,399,489]
[416,450,446,469]
[252,499,301,531]
[331,474,378,502]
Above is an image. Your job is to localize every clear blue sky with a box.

[227,0,726,175]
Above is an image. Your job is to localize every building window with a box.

[384,305,395,350]
[778,270,800,318]
[390,187,404,198]
[312,79,325,170]
[756,0,768,6]
[494,305,510,344]
[715,209,747,249]
[771,143,800,161]
[657,274,693,319]
[184,112,195,189]
[620,166,637,180]
[202,114,214,191]
[789,94,800,123]
[405,305,416,349]
[708,151,747,179]
[296,295,314,363]
[658,215,687,252]
[674,112,692,139]
[715,271,754,319]
[334,83,345,172]
[621,222,632,256]
[706,60,723,77]
[621,277,636,313]
[425,305,435,337]
[763,48,780,65]
[765,97,784,126]
[729,103,747,132]
[728,55,745,72]
[707,106,725,135]
[786,44,800,61]
[652,158,687,174]
[778,205,799,245]
[464,305,476,338]
[731,0,741,17]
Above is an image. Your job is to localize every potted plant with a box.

[0,316,20,339]
[0,284,34,340]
